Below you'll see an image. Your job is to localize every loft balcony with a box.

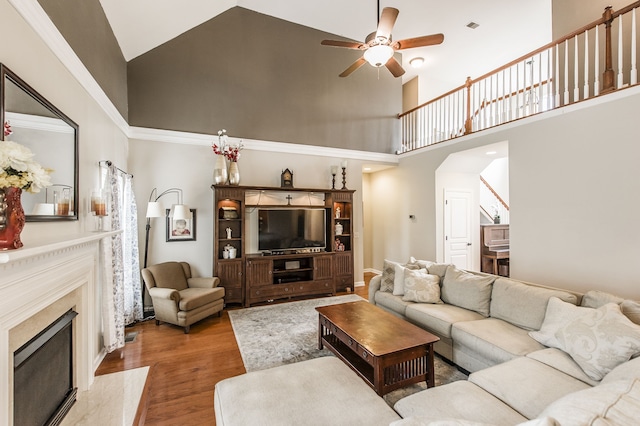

[399,2,640,153]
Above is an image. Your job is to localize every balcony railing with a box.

[399,2,640,153]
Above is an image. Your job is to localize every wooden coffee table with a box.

[316,300,440,396]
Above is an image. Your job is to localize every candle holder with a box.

[341,167,347,190]
[330,166,338,190]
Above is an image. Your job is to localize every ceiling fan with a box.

[321,5,444,78]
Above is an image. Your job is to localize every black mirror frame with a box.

[0,63,79,222]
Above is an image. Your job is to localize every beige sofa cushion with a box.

[490,278,578,331]
[526,348,600,386]
[541,379,640,426]
[402,269,442,303]
[469,357,590,420]
[452,318,545,366]
[441,266,495,317]
[425,263,451,279]
[406,304,485,338]
[375,291,414,316]
[622,300,640,325]
[393,380,528,425]
[214,357,401,426]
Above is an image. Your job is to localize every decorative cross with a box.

[286,194,292,205]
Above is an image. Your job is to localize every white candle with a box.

[341,160,348,168]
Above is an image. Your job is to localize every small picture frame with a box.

[166,208,196,242]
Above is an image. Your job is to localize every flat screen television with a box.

[257,208,326,252]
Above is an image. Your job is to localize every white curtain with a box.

[102,164,143,353]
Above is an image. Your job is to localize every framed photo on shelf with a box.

[166,209,196,242]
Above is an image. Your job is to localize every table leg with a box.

[317,315,324,350]
[426,344,435,388]
[373,358,384,396]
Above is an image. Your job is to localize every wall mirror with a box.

[1,64,79,221]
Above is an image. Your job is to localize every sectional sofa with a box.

[214,259,640,425]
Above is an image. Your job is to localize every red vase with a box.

[0,187,25,250]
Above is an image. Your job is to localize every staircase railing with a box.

[399,2,640,153]
[480,176,509,224]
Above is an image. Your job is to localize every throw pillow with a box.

[426,263,450,279]
[554,303,640,380]
[402,269,442,304]
[380,260,399,292]
[622,300,640,326]
[529,297,588,349]
[581,290,624,308]
[440,266,495,317]
[393,263,411,296]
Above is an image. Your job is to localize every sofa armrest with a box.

[149,287,180,303]
[188,277,220,288]
[369,274,382,304]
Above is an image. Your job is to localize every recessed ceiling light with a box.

[486,151,497,155]
[409,57,424,68]
[363,167,372,171]
[466,22,479,29]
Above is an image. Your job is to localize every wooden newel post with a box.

[602,6,615,93]
[464,76,473,134]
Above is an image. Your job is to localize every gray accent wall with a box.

[127,7,402,154]
[38,0,128,120]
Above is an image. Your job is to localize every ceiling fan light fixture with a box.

[364,44,394,67]
[409,57,424,68]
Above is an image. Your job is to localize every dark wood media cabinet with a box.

[212,185,355,307]
[245,252,334,307]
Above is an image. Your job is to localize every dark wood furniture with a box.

[212,185,355,306]
[316,301,439,396]
[481,224,510,277]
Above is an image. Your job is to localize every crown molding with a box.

[129,126,398,163]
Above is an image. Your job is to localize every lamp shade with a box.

[172,204,190,220]
[364,45,394,67]
[146,201,164,218]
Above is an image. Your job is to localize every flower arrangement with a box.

[212,129,244,162]
[4,120,12,137]
[0,125,52,193]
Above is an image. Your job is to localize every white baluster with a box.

[564,40,570,104]
[632,8,637,85]
[618,14,624,88]
[574,35,580,101]
[555,44,560,106]
[584,30,590,99]
[595,25,600,96]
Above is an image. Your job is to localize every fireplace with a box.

[14,310,78,426]
[0,233,109,425]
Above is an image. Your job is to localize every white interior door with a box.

[444,190,472,269]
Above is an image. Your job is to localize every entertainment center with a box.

[212,185,355,307]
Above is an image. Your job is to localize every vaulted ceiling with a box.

[99,0,552,93]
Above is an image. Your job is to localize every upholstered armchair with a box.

[141,261,225,333]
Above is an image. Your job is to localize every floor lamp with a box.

[143,187,190,269]
[142,187,190,317]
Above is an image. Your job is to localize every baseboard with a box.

[364,268,381,275]
[354,281,365,287]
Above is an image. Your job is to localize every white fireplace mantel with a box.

[0,231,117,426]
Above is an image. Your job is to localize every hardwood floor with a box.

[96,275,373,425]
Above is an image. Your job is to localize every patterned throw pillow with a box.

[554,303,640,380]
[402,269,442,304]
[380,260,399,292]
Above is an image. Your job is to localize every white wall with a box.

[2,0,129,363]
[481,157,509,205]
[369,87,640,299]
[129,138,368,284]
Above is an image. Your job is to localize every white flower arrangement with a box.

[0,140,52,193]
[212,129,244,162]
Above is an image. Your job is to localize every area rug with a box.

[228,295,468,406]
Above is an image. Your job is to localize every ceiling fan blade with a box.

[339,57,367,77]
[385,57,405,78]
[393,33,444,50]
[376,7,399,41]
[321,39,365,50]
